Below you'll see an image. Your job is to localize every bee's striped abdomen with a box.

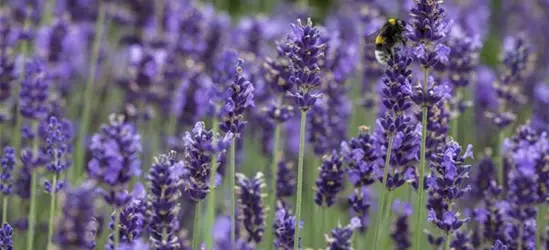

[375,35,388,64]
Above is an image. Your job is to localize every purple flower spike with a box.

[347,187,372,234]
[491,240,508,250]
[0,223,13,250]
[0,146,15,196]
[341,126,379,188]
[286,18,326,111]
[183,121,233,202]
[236,172,266,244]
[87,114,142,208]
[19,58,50,120]
[276,160,296,198]
[407,0,451,69]
[219,57,255,137]
[315,150,345,207]
[391,200,412,250]
[147,152,183,250]
[105,198,147,249]
[274,205,302,249]
[325,218,360,250]
[54,181,97,250]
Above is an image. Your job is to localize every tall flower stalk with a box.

[373,48,417,249]
[263,37,295,246]
[407,1,451,249]
[74,0,106,182]
[218,54,254,244]
[285,18,326,249]
[0,146,15,224]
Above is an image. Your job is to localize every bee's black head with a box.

[396,19,406,28]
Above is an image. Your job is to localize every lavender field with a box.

[0,0,548,249]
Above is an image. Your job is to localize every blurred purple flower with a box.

[0,146,15,196]
[325,218,360,250]
[391,200,412,250]
[274,205,302,249]
[0,223,13,250]
[236,172,266,243]
[315,151,345,207]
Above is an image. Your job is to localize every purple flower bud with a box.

[315,151,345,207]
[391,200,412,250]
[347,187,372,233]
[325,219,358,250]
[274,205,302,249]
[19,58,50,120]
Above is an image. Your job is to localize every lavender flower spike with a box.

[325,217,361,250]
[236,172,266,244]
[315,150,345,207]
[0,147,15,196]
[0,223,13,250]
[274,204,302,249]
[147,152,183,250]
[391,200,412,250]
[53,181,97,250]
[287,18,326,111]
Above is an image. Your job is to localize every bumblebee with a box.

[369,18,407,64]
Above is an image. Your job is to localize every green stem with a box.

[445,232,452,250]
[413,68,429,250]
[114,208,120,248]
[265,120,282,248]
[451,88,462,141]
[41,0,57,25]
[193,202,201,250]
[230,138,236,245]
[11,17,31,161]
[74,0,106,183]
[293,110,308,250]
[2,196,7,224]
[47,174,58,248]
[496,130,505,186]
[374,133,394,249]
[26,122,39,250]
[205,118,219,250]
[537,205,544,250]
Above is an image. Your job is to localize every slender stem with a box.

[26,121,39,250]
[74,0,106,183]
[536,205,544,250]
[11,17,31,161]
[496,130,505,186]
[193,202,201,250]
[451,88,462,141]
[266,120,282,248]
[2,196,7,224]
[41,0,57,25]
[445,232,452,250]
[294,110,308,250]
[413,68,430,250]
[518,221,523,250]
[205,117,219,250]
[46,174,58,248]
[374,133,394,249]
[230,138,236,245]
[114,208,120,248]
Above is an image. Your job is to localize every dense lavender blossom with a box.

[315,150,345,207]
[491,240,508,250]
[471,181,505,248]
[487,37,534,129]
[276,160,296,198]
[274,205,301,249]
[42,116,72,193]
[325,218,360,250]
[87,114,141,207]
[416,100,450,162]
[376,48,420,190]
[451,231,473,250]
[407,0,451,69]
[286,18,326,111]
[427,139,473,233]
[340,126,379,188]
[0,223,13,250]
[0,12,18,114]
[307,101,331,155]
[19,58,50,120]
[391,200,412,250]
[105,198,147,249]
[236,172,266,243]
[0,147,15,195]
[54,182,97,250]
[347,186,371,233]
[218,56,255,136]
[183,121,232,201]
[147,152,183,250]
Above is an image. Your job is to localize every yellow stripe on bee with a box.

[375,35,384,44]
[388,18,396,25]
